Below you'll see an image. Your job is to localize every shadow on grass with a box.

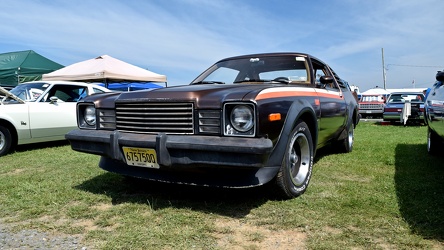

[14,140,69,153]
[75,172,278,218]
[395,143,444,240]
[74,144,337,218]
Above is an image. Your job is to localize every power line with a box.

[386,64,444,69]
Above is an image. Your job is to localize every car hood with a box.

[0,86,25,104]
[106,84,273,109]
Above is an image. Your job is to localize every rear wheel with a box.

[339,123,354,153]
[276,120,313,199]
[0,125,13,156]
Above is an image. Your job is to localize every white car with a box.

[0,81,110,156]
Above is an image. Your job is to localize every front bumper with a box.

[66,129,277,187]
[359,109,383,115]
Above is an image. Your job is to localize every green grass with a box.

[0,122,443,249]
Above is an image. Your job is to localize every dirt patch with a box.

[0,168,25,176]
[212,217,306,250]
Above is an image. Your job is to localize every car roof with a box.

[218,52,320,63]
[21,81,110,92]
[390,92,423,95]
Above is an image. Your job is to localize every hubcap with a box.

[289,133,310,186]
[427,131,431,152]
[0,131,5,150]
[348,126,354,149]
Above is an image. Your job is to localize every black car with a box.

[66,52,359,199]
[424,70,444,154]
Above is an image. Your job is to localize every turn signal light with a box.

[268,113,281,121]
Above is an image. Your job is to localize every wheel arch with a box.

[266,100,318,168]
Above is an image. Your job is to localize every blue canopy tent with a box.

[97,82,164,91]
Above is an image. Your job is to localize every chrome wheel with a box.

[276,120,313,199]
[0,125,12,156]
[0,130,5,152]
[345,124,354,152]
[288,132,311,187]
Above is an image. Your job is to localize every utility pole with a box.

[381,48,386,89]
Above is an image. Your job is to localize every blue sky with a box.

[1,0,443,92]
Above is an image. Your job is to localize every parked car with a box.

[0,81,110,156]
[424,71,444,154]
[383,92,425,125]
[359,94,386,118]
[66,52,360,199]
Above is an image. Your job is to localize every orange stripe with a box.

[255,88,342,100]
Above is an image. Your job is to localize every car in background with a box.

[383,92,425,125]
[0,81,110,156]
[424,71,444,154]
[66,52,360,199]
[359,94,386,118]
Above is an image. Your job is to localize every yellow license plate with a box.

[122,147,160,169]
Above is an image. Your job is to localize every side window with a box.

[43,85,88,102]
[311,60,339,91]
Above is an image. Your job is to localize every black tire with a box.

[276,120,314,199]
[0,125,13,156]
[427,127,441,155]
[339,122,354,153]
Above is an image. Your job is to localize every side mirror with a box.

[320,75,334,84]
[49,96,59,104]
[436,71,444,81]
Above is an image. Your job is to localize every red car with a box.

[66,53,359,199]
[359,94,386,118]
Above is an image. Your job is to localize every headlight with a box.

[84,106,96,126]
[77,103,97,129]
[224,103,255,137]
[231,105,254,132]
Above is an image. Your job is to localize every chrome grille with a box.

[98,109,116,130]
[198,110,221,134]
[359,103,383,109]
[115,102,194,134]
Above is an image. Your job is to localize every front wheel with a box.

[275,120,314,199]
[427,127,442,155]
[0,125,13,157]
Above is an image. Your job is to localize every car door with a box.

[311,60,347,145]
[429,85,444,137]
[28,84,87,139]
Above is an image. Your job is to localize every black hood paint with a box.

[99,84,278,109]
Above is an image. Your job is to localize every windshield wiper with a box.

[193,81,225,85]
[233,79,268,83]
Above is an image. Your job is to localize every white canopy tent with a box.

[42,55,167,85]
[360,88,391,95]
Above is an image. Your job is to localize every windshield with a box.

[192,56,310,85]
[9,82,49,102]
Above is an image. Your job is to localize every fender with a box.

[266,98,318,168]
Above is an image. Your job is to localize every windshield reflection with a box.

[9,82,49,102]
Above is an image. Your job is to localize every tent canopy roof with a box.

[361,88,391,95]
[42,55,166,83]
[0,50,63,86]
